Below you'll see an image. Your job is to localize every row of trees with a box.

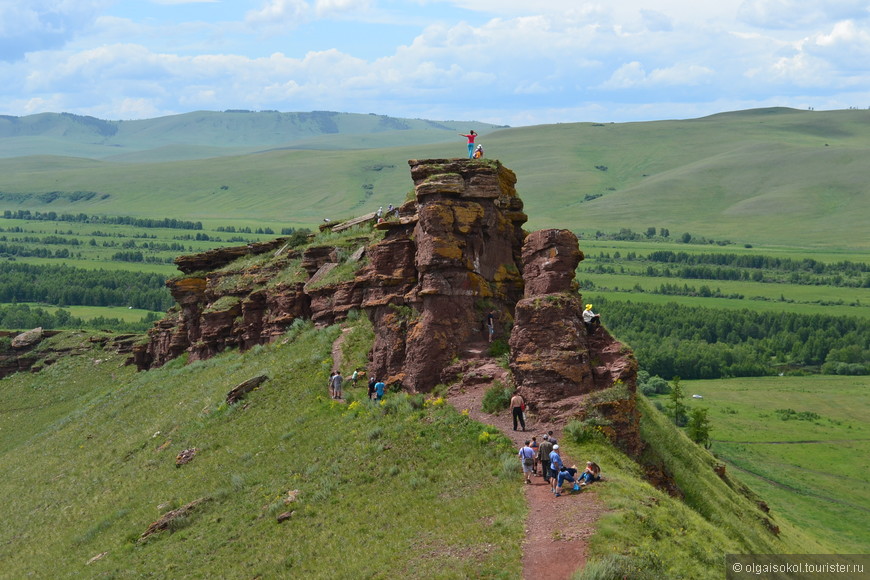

[0,303,160,334]
[2,210,203,230]
[601,298,869,379]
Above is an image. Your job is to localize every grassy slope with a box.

[1,108,868,250]
[675,375,870,553]
[573,396,830,579]
[1,327,830,579]
[0,321,526,579]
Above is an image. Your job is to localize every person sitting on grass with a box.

[579,461,601,485]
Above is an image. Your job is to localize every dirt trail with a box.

[331,332,605,578]
[446,345,605,580]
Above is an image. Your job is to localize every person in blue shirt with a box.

[374,380,386,401]
[549,445,563,496]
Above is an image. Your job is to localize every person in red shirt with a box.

[459,130,477,158]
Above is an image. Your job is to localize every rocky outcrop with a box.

[132,158,639,452]
[362,159,527,391]
[0,330,134,379]
[509,228,639,451]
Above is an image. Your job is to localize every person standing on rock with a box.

[538,434,554,483]
[550,444,564,495]
[518,440,535,484]
[331,370,344,400]
[510,391,526,431]
[459,130,477,158]
[485,310,495,343]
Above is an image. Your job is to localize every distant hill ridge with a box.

[0,110,507,160]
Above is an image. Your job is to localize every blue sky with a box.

[1,0,868,125]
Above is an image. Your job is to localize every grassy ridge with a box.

[0,108,868,249]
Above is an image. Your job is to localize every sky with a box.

[1,0,869,126]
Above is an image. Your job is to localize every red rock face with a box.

[508,228,639,452]
[132,159,640,456]
[363,159,527,391]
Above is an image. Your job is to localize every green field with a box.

[657,376,870,553]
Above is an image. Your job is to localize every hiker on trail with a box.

[351,368,359,387]
[518,441,536,484]
[550,444,564,495]
[331,371,344,399]
[485,310,495,343]
[530,436,540,475]
[583,304,601,334]
[459,130,477,158]
[374,380,386,401]
[368,376,377,400]
[579,461,601,485]
[538,434,554,483]
[510,391,526,431]
[328,371,336,398]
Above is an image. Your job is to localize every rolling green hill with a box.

[0,107,867,250]
[0,110,506,161]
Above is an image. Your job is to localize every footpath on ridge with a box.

[329,330,605,579]
[445,340,606,580]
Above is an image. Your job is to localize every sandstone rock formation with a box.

[132,158,640,453]
[362,159,526,391]
[508,229,639,453]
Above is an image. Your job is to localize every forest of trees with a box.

[0,263,173,311]
[600,298,870,379]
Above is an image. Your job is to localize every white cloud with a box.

[245,0,311,30]
[600,61,714,89]
[737,0,870,30]
[0,0,109,61]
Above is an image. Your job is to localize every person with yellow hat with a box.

[583,303,600,334]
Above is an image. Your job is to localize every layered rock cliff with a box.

[133,159,639,453]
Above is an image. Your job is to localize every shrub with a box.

[564,418,609,444]
[481,382,512,414]
[487,338,510,357]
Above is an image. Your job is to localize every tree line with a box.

[599,298,869,379]
[588,250,870,288]
[0,303,160,334]
[2,210,203,230]
[0,263,173,310]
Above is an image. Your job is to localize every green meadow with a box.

[656,376,870,553]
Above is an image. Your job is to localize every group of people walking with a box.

[518,431,601,497]
[327,369,385,401]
